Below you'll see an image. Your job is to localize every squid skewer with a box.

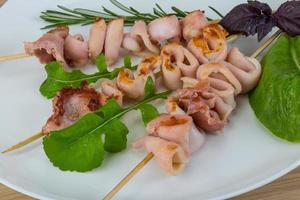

[101,29,282,200]
[0,18,234,63]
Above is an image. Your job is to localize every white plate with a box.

[1,0,299,199]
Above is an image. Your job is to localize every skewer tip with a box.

[1,149,11,154]
[1,132,44,154]
[102,152,154,200]
[0,53,31,62]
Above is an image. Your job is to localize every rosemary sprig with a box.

[41,0,181,29]
[208,6,224,18]
[40,0,222,29]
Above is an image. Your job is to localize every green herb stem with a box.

[94,90,170,131]
[40,0,222,29]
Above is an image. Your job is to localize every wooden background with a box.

[1,0,300,199]
[1,166,300,199]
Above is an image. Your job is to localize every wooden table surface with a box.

[1,166,300,199]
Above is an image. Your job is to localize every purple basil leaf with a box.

[248,0,272,15]
[220,0,275,41]
[273,1,300,36]
[257,16,276,41]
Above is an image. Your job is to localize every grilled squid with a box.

[124,20,160,56]
[116,55,159,99]
[182,77,236,109]
[196,62,242,95]
[133,135,188,176]
[161,43,199,78]
[176,79,234,133]
[160,43,200,90]
[122,33,143,53]
[64,34,89,67]
[104,18,124,66]
[24,26,69,66]
[181,10,209,42]
[42,82,107,135]
[137,55,161,76]
[100,80,123,106]
[116,69,146,99]
[226,48,262,93]
[146,114,193,155]
[166,97,206,154]
[187,23,228,64]
[88,19,107,62]
[133,114,194,175]
[148,15,181,43]
[161,50,182,90]
[133,112,206,175]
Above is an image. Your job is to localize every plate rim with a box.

[1,159,299,200]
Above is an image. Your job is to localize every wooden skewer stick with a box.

[1,132,43,154]
[0,53,31,62]
[102,153,154,200]
[250,30,282,58]
[102,29,283,200]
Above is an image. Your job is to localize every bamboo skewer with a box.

[0,0,7,7]
[102,153,154,200]
[0,53,31,62]
[250,30,282,58]
[1,132,43,154]
[102,29,283,200]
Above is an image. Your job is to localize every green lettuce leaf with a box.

[249,34,300,142]
[40,54,137,99]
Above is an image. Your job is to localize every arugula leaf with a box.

[40,55,137,99]
[144,76,155,99]
[103,119,128,152]
[138,77,159,125]
[249,34,300,142]
[95,54,108,73]
[123,55,132,68]
[43,90,170,172]
[96,99,123,119]
[43,113,105,172]
[137,103,159,125]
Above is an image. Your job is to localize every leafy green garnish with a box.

[136,77,159,125]
[144,76,155,99]
[40,54,137,99]
[42,113,105,172]
[137,104,159,126]
[43,77,171,172]
[249,34,300,142]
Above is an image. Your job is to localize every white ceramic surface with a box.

[1,0,299,200]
